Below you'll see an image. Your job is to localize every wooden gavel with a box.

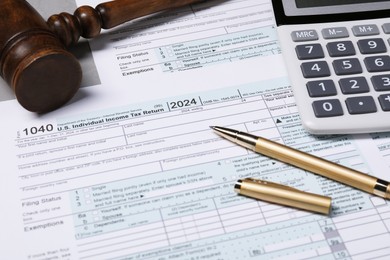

[0,0,206,113]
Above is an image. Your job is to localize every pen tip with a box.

[209,126,216,130]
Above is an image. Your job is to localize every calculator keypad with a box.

[292,22,390,119]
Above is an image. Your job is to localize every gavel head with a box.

[0,0,82,113]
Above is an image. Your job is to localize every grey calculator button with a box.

[291,30,318,42]
[307,80,337,97]
[327,41,355,57]
[378,94,390,111]
[352,24,380,36]
[371,74,390,91]
[301,61,331,78]
[382,23,390,34]
[364,56,390,72]
[339,77,369,94]
[358,38,387,54]
[345,96,377,114]
[296,44,324,60]
[322,27,349,39]
[312,99,343,117]
[333,58,362,75]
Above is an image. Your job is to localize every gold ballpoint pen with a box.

[211,126,390,200]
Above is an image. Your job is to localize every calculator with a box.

[271,0,390,134]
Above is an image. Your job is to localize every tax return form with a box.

[1,0,390,259]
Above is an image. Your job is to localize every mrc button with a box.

[291,30,318,42]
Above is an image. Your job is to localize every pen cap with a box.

[235,178,331,215]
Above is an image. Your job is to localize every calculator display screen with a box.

[280,0,390,16]
[296,0,389,8]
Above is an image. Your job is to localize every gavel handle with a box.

[47,0,207,47]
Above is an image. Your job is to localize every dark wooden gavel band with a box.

[0,0,206,113]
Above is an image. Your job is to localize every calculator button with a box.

[371,74,390,91]
[296,44,324,60]
[301,61,331,78]
[339,77,370,94]
[357,38,387,54]
[333,58,362,75]
[306,80,337,97]
[322,27,349,39]
[382,23,390,34]
[364,56,390,72]
[352,24,380,36]
[291,30,318,42]
[312,99,343,117]
[345,96,377,114]
[326,41,355,57]
[378,95,390,111]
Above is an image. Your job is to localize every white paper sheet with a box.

[1,0,390,259]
